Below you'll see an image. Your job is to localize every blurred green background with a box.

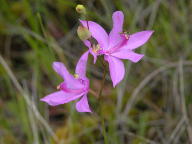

[0,0,192,144]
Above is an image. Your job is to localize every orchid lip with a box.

[91,48,104,55]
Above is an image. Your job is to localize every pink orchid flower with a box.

[41,51,91,112]
[80,11,154,87]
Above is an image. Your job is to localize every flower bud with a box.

[76,4,86,15]
[77,25,91,41]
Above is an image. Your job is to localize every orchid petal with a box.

[52,62,83,89]
[76,94,91,112]
[109,11,124,49]
[75,51,89,78]
[121,30,154,50]
[83,40,97,63]
[111,50,144,63]
[104,56,125,87]
[52,62,72,80]
[83,40,98,63]
[83,40,91,48]
[89,49,97,64]
[80,20,108,50]
[40,91,84,106]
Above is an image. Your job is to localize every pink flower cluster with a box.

[41,11,153,112]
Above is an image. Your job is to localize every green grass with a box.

[0,0,192,143]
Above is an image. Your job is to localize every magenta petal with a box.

[109,11,124,49]
[122,30,154,50]
[93,53,97,64]
[80,20,108,50]
[88,49,97,64]
[52,62,83,89]
[40,91,84,106]
[83,40,98,63]
[76,94,91,112]
[75,51,89,78]
[104,56,125,87]
[52,62,72,80]
[83,40,91,48]
[111,50,144,63]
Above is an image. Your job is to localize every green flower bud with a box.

[76,4,86,15]
[77,26,91,41]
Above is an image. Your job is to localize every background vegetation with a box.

[0,0,192,143]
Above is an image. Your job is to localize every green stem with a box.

[102,118,108,144]
[98,62,107,99]
[98,58,108,144]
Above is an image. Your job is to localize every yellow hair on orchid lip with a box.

[56,85,61,90]
[74,73,79,79]
[92,44,101,53]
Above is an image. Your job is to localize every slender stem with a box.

[96,58,107,113]
[89,89,98,98]
[102,118,109,144]
[97,58,109,144]
[98,58,107,99]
